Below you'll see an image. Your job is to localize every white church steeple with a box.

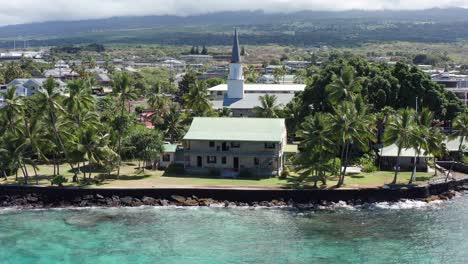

[227,28,244,99]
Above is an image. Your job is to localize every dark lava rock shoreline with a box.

[1,189,466,209]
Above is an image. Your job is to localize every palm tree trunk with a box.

[458,136,465,162]
[53,154,56,177]
[392,149,402,184]
[32,162,38,185]
[409,147,421,184]
[338,140,346,178]
[340,142,351,185]
[89,163,93,179]
[116,104,126,177]
[49,110,75,177]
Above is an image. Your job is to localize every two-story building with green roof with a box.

[183,117,288,177]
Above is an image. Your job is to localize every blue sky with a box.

[0,0,467,26]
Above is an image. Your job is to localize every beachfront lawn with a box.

[0,163,434,189]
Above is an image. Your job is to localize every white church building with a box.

[208,30,306,117]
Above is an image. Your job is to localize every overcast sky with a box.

[0,0,467,26]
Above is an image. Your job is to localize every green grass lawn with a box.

[0,163,434,189]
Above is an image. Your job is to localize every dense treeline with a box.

[252,55,467,186]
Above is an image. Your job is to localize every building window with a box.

[207,156,217,164]
[265,143,276,149]
[217,91,223,96]
[254,158,260,166]
[222,157,227,164]
[209,141,215,148]
[231,142,240,148]
[162,154,171,162]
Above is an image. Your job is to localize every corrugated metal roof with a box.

[444,137,468,152]
[184,117,285,142]
[378,144,433,158]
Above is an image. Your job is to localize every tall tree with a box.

[450,112,468,162]
[36,77,78,178]
[326,65,361,105]
[112,73,138,176]
[183,80,212,116]
[383,108,415,184]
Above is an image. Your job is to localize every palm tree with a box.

[183,80,212,115]
[408,108,433,184]
[112,73,138,176]
[158,104,186,142]
[147,82,170,117]
[383,108,415,184]
[450,112,468,162]
[424,128,447,178]
[294,69,307,84]
[218,107,232,117]
[326,65,361,105]
[273,66,286,84]
[36,77,77,177]
[63,79,95,125]
[18,117,49,184]
[0,86,24,133]
[296,113,335,186]
[253,94,281,118]
[328,100,375,186]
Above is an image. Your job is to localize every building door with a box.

[233,157,239,171]
[197,156,202,167]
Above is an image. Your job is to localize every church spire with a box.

[231,28,241,63]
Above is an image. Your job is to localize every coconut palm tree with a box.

[294,69,307,84]
[408,108,433,184]
[326,65,361,105]
[328,100,375,186]
[0,86,24,133]
[218,107,232,117]
[36,77,77,177]
[158,104,186,142]
[183,80,212,116]
[383,108,415,184]
[253,94,281,118]
[450,112,468,162]
[112,73,138,176]
[63,79,95,124]
[296,113,335,186]
[147,82,170,117]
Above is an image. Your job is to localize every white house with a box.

[3,78,67,97]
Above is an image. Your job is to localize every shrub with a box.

[359,154,378,173]
[166,163,185,175]
[51,175,68,187]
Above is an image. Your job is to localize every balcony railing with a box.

[184,149,280,158]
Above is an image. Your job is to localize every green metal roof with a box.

[162,144,178,153]
[183,117,285,142]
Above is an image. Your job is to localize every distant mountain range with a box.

[1,8,468,47]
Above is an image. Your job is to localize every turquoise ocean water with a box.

[1,196,467,264]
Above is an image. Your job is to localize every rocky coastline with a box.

[1,187,467,209]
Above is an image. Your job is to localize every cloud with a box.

[0,0,467,26]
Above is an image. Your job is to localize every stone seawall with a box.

[1,177,468,208]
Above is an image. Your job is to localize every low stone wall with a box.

[437,161,468,174]
[1,177,468,208]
